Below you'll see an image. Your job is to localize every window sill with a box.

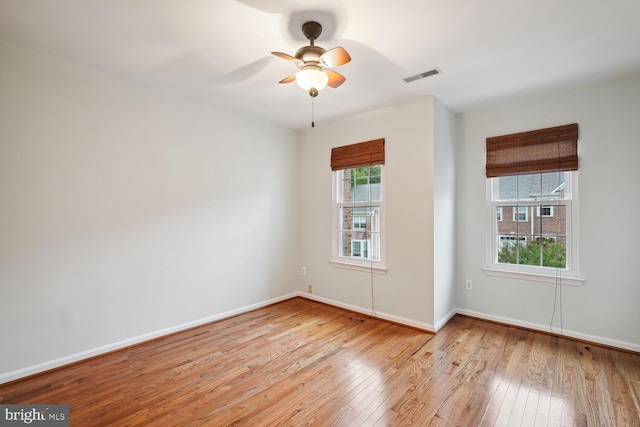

[482,267,584,286]
[329,260,388,275]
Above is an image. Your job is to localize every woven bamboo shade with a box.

[331,138,385,171]
[486,124,578,177]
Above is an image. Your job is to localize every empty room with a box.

[1,1,639,425]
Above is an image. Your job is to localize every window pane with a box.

[340,231,353,257]
[495,203,568,268]
[497,236,527,264]
[542,237,566,268]
[368,232,380,260]
[338,206,380,261]
[497,172,566,201]
[369,164,381,183]
[341,207,379,232]
[516,236,540,266]
[497,235,567,268]
[352,241,362,257]
[536,205,566,238]
[341,171,353,203]
[339,166,381,202]
[518,236,567,268]
[521,173,540,200]
[341,207,353,231]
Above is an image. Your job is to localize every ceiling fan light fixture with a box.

[272,21,350,126]
[296,67,328,91]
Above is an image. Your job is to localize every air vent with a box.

[403,67,442,83]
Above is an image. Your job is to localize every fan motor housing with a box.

[295,45,327,64]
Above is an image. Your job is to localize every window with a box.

[330,138,386,272]
[485,124,581,284]
[537,206,553,217]
[513,206,528,222]
[353,211,367,229]
[352,240,369,258]
[491,172,571,270]
[335,166,382,262]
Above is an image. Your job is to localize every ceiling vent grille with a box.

[403,67,441,83]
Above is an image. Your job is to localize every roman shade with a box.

[331,138,385,171]
[486,123,578,177]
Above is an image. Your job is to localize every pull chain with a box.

[309,87,318,128]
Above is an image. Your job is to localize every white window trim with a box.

[482,267,584,286]
[331,166,387,273]
[484,172,583,286]
[329,260,388,274]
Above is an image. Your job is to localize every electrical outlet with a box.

[301,266,306,276]
[308,284,313,294]
[465,280,472,290]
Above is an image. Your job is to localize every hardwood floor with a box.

[2,297,639,426]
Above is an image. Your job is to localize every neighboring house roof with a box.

[498,173,565,200]
[353,183,382,203]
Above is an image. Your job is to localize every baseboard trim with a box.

[434,308,457,332]
[297,293,435,332]
[0,293,298,385]
[456,308,640,353]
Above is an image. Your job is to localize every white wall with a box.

[433,98,457,328]
[455,72,640,349]
[4,36,636,385]
[299,97,438,328]
[0,40,300,380]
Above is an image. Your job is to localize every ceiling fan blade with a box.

[271,51,298,62]
[325,70,346,88]
[278,74,297,84]
[321,47,351,68]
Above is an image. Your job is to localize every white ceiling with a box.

[2,0,640,130]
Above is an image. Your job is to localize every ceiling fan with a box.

[272,21,351,98]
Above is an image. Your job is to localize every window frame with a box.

[331,165,387,274]
[484,171,583,285]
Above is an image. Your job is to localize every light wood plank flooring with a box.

[2,297,639,426]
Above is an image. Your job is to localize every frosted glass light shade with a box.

[296,69,328,90]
